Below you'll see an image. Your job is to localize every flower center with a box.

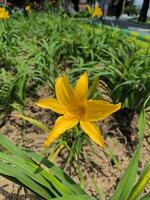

[72,105,85,120]
[64,101,86,120]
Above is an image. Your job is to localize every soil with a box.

[0,93,150,200]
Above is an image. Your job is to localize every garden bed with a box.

[0,98,150,199]
[0,12,150,200]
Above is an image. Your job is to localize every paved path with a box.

[104,19,150,35]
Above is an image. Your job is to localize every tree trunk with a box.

[72,0,79,12]
[114,0,124,19]
[138,0,150,22]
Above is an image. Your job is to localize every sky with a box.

[134,0,143,7]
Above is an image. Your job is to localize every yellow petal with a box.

[55,76,79,110]
[44,116,79,146]
[80,121,104,148]
[75,72,88,100]
[84,100,121,121]
[36,97,66,114]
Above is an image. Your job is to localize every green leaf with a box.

[138,109,146,141]
[127,161,150,200]
[111,143,142,200]
[139,95,150,141]
[0,134,89,198]
[0,134,29,160]
[13,114,49,132]
[53,194,95,200]
[89,76,99,99]
[104,147,119,169]
[0,134,80,196]
[91,177,104,200]
[140,192,150,200]
[0,152,61,197]
[0,162,53,199]
[26,151,86,195]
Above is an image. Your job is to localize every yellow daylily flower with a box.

[0,7,9,20]
[25,5,32,14]
[36,73,121,148]
[92,3,103,18]
[86,3,103,18]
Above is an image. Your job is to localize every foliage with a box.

[124,5,138,16]
[0,13,150,115]
[112,98,149,200]
[0,102,149,199]
[0,134,94,200]
[0,9,150,200]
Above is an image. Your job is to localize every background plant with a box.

[0,12,150,115]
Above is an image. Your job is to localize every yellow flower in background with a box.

[36,73,121,148]
[0,7,9,20]
[92,3,103,18]
[86,3,103,18]
[25,5,31,14]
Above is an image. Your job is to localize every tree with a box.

[72,0,79,12]
[114,0,125,19]
[138,0,150,22]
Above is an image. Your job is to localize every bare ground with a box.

[0,96,150,200]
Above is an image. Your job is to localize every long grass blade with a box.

[140,192,150,200]
[111,143,142,200]
[127,161,150,200]
[0,162,53,199]
[53,194,95,200]
[13,114,49,132]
